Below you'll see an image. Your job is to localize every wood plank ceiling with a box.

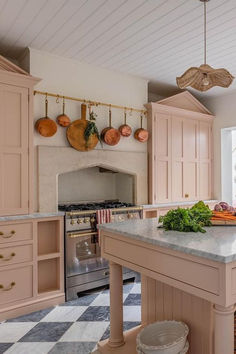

[0,0,235,96]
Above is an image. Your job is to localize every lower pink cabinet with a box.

[0,216,65,321]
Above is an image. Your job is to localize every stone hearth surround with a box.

[38,146,148,212]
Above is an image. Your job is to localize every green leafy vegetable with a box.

[159,201,212,233]
[84,112,102,147]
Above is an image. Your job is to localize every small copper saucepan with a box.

[56,96,71,127]
[134,114,149,143]
[101,107,121,146]
[119,109,132,137]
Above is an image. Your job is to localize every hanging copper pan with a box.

[101,107,120,146]
[134,114,149,143]
[57,96,71,127]
[119,109,132,137]
[35,94,57,137]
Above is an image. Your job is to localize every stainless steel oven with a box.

[60,202,143,301]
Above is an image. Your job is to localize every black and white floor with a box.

[0,280,141,354]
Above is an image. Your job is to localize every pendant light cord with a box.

[204,0,206,64]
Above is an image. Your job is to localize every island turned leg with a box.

[213,304,235,354]
[108,261,125,348]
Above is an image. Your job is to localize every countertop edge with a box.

[0,212,65,222]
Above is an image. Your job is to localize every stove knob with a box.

[77,218,83,224]
[90,217,95,223]
[85,217,90,223]
[70,219,75,225]
[129,214,134,219]
[118,215,123,221]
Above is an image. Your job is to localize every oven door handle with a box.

[67,231,98,239]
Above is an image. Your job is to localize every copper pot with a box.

[35,95,57,137]
[119,110,132,137]
[101,107,120,146]
[134,114,149,143]
[57,97,71,127]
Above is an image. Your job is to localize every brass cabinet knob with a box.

[185,193,189,198]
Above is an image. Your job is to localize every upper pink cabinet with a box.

[146,91,214,204]
[0,55,40,216]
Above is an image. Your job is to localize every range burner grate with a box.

[58,201,134,212]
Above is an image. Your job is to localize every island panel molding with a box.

[146,91,214,204]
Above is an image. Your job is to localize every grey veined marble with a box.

[99,218,236,263]
[0,212,65,222]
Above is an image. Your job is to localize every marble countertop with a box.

[142,200,218,209]
[0,212,65,222]
[99,218,236,263]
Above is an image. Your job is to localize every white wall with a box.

[22,48,147,209]
[201,92,236,201]
[28,48,148,152]
[58,167,133,204]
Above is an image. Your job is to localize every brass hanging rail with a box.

[34,90,146,116]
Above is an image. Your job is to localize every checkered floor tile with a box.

[0,279,141,354]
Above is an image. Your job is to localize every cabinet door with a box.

[0,83,29,215]
[153,112,171,203]
[172,117,198,201]
[199,122,212,200]
[183,118,198,200]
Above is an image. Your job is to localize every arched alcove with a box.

[38,146,147,212]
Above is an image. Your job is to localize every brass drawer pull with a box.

[0,281,16,291]
[0,230,16,239]
[0,252,15,261]
[67,231,97,239]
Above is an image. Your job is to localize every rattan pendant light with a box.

[176,0,234,92]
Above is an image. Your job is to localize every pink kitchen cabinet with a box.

[0,55,40,216]
[146,91,214,204]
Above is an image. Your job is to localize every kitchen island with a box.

[97,219,236,354]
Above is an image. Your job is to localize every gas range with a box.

[61,200,142,300]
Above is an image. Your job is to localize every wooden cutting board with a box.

[211,219,236,225]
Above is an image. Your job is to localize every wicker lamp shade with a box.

[176,0,234,92]
[176,64,234,92]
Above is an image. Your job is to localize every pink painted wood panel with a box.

[0,265,33,306]
[0,83,29,216]
[153,112,172,203]
[142,277,213,354]
[104,236,219,294]
[0,222,33,244]
[0,244,33,267]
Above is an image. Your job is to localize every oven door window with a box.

[76,235,97,260]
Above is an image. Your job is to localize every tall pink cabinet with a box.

[146,91,214,204]
[0,56,40,216]
[0,56,65,321]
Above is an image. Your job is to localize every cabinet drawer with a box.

[0,265,33,306]
[0,244,33,267]
[0,222,32,244]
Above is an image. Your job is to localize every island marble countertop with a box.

[99,218,236,263]
[0,212,65,222]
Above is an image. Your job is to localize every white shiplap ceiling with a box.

[0,0,236,96]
